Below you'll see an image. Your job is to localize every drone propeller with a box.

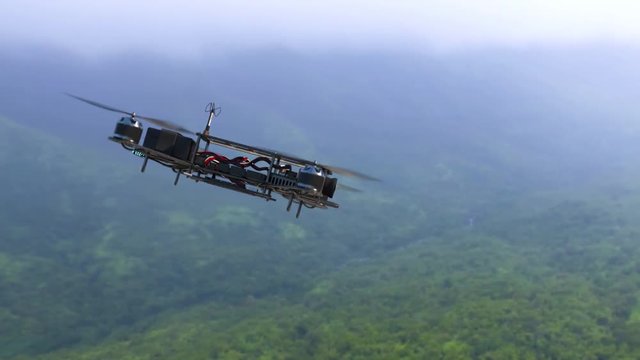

[66,93,195,135]
[320,165,380,182]
[253,146,379,182]
[337,183,363,193]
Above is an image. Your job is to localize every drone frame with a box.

[68,94,374,218]
[115,102,339,218]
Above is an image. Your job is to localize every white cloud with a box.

[2,0,640,57]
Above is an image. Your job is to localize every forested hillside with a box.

[2,47,640,359]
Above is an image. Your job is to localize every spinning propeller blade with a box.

[254,146,379,182]
[135,115,195,135]
[320,165,380,182]
[337,183,362,193]
[66,93,195,135]
[65,93,132,116]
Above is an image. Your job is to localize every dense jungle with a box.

[1,46,640,359]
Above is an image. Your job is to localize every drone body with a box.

[69,95,375,218]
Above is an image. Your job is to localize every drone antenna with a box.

[204,101,221,136]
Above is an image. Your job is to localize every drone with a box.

[68,94,377,218]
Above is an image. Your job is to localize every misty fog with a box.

[2,19,640,358]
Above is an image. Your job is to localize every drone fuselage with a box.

[113,126,339,218]
[67,93,375,218]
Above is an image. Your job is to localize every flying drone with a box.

[68,94,377,218]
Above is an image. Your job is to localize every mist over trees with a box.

[2,44,640,358]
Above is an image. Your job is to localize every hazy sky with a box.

[2,0,640,57]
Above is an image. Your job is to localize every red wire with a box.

[202,152,250,168]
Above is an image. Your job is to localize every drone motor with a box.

[297,165,327,193]
[293,164,338,198]
[322,177,337,198]
[113,117,143,144]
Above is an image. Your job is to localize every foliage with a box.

[2,86,640,360]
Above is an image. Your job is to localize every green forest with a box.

[2,102,640,360]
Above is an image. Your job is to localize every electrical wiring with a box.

[197,151,291,173]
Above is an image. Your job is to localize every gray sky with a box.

[2,0,640,57]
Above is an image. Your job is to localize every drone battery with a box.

[215,163,231,173]
[143,128,176,154]
[143,128,195,161]
[229,166,246,178]
[172,135,195,161]
[246,170,267,183]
